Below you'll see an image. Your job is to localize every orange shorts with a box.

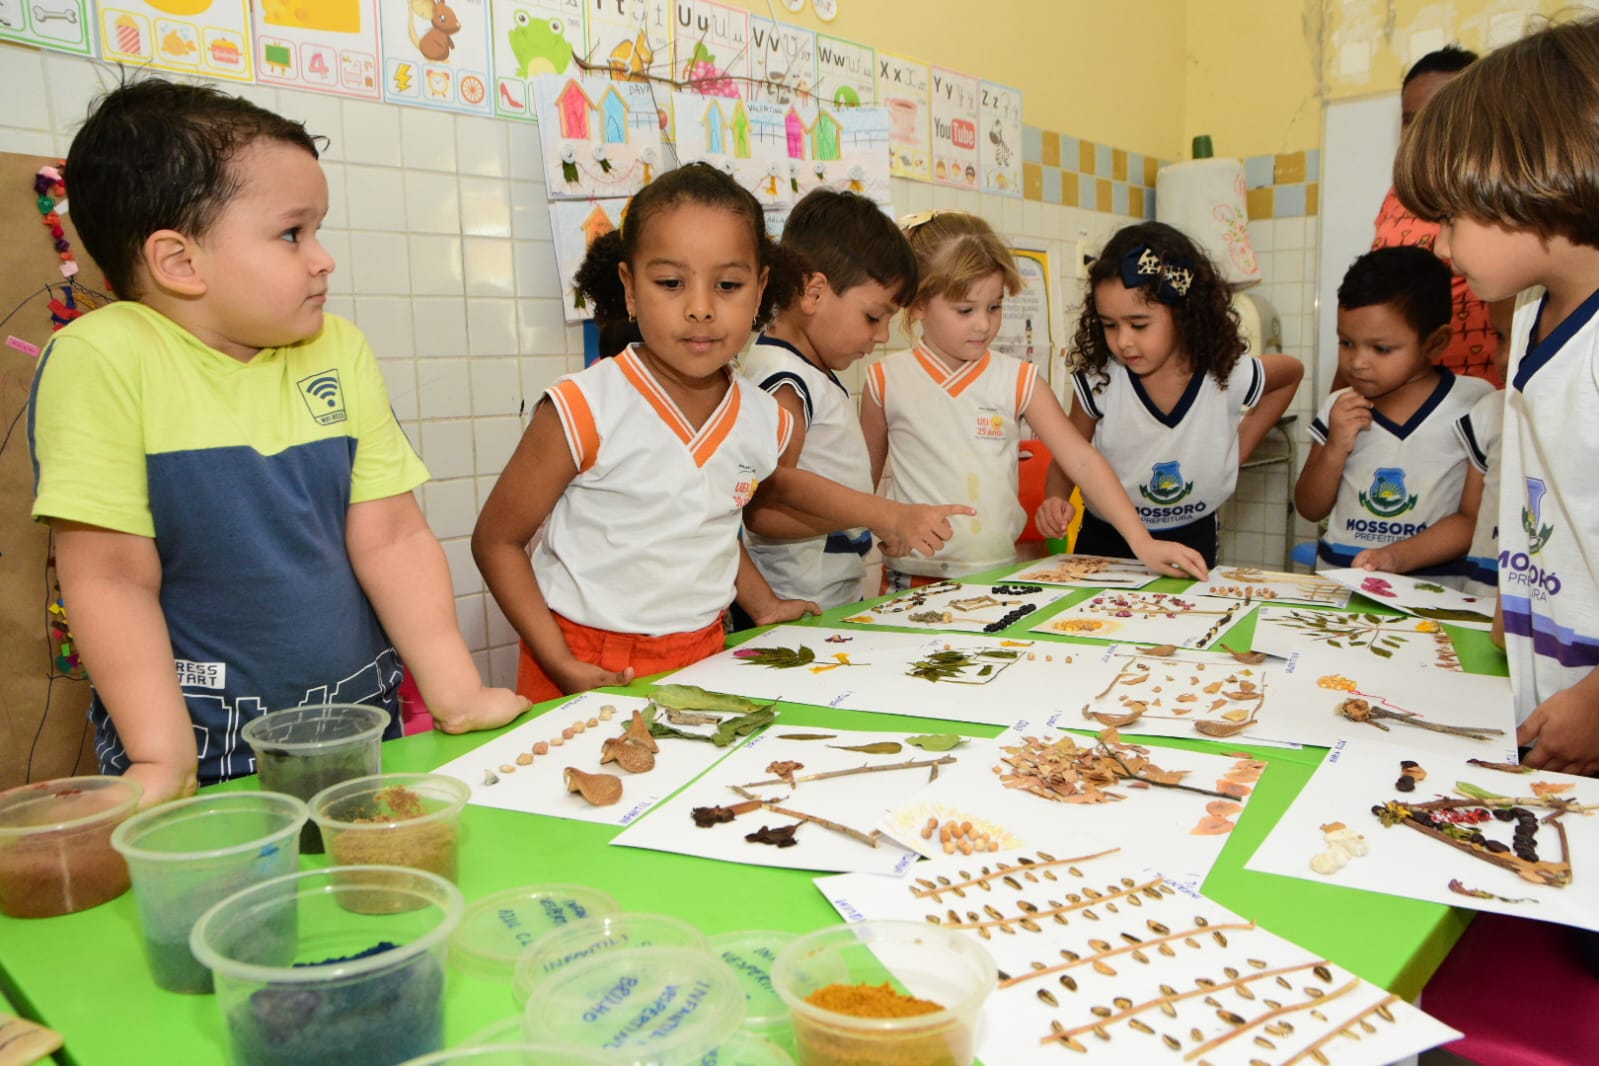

[515,613,727,704]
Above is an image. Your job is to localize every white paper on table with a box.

[816,847,1461,1066]
[1030,590,1253,649]
[1318,567,1496,630]
[431,693,755,827]
[1187,565,1353,608]
[1002,553,1159,589]
[661,625,1104,728]
[878,718,1266,891]
[1246,735,1599,931]
[834,579,1075,633]
[611,726,926,875]
[1251,606,1465,672]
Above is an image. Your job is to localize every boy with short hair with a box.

[30,78,526,805]
[1294,246,1494,575]
[738,188,919,611]
[1396,16,1599,774]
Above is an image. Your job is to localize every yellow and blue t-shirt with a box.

[30,302,428,783]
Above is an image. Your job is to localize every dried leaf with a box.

[766,760,804,786]
[777,733,837,741]
[649,684,764,713]
[827,741,903,754]
[905,734,965,751]
[745,823,801,848]
[1531,781,1576,797]
[564,767,622,807]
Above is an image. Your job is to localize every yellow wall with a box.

[1184,0,1322,159]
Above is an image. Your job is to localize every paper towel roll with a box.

[1156,158,1261,288]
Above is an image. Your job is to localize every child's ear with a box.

[799,272,828,314]
[1422,324,1452,360]
[141,229,206,297]
[617,260,636,320]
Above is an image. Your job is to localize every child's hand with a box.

[548,659,636,699]
[1518,685,1599,776]
[432,685,535,734]
[1325,391,1374,454]
[1131,537,1209,582]
[1350,546,1401,572]
[750,597,821,626]
[1034,495,1077,539]
[876,503,976,558]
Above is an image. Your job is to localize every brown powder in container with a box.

[805,981,945,1017]
[326,786,458,887]
[796,981,968,1065]
[0,824,130,918]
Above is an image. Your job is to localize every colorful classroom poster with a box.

[991,247,1050,365]
[818,849,1461,1065]
[929,65,979,188]
[746,14,814,105]
[875,50,928,181]
[99,0,251,80]
[251,0,381,99]
[534,72,663,198]
[487,0,583,119]
[2,0,92,55]
[672,91,794,208]
[979,79,1022,196]
[549,197,627,321]
[582,0,670,84]
[671,0,747,95]
[1247,736,1599,932]
[781,100,892,205]
[813,33,872,107]
[379,0,493,113]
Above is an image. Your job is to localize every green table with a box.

[0,575,1506,1065]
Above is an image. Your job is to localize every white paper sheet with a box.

[431,692,753,827]
[1319,568,1495,630]
[1188,565,1352,608]
[1030,590,1253,649]
[1002,553,1159,589]
[816,848,1461,1065]
[1251,606,1465,672]
[1246,736,1599,931]
[835,579,1074,634]
[611,726,938,875]
[879,721,1266,891]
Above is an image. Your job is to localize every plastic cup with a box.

[451,883,621,983]
[310,773,468,890]
[523,945,745,1064]
[397,1046,611,1066]
[771,921,996,1066]
[710,930,799,1048]
[0,775,142,919]
[111,792,308,993]
[190,865,464,1066]
[513,911,710,1007]
[242,704,389,854]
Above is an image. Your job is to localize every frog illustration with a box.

[509,11,571,77]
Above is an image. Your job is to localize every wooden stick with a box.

[728,786,880,848]
[1183,978,1361,1062]
[941,876,1165,931]
[1280,995,1401,1066]
[910,849,1122,898]
[735,755,957,789]
[998,920,1255,988]
[1100,748,1239,800]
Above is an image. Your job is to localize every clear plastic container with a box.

[189,865,464,1066]
[397,1045,612,1065]
[452,883,621,982]
[522,945,745,1065]
[464,1014,793,1065]
[709,930,799,1046]
[514,911,709,1006]
[111,791,307,993]
[241,704,389,855]
[310,773,468,886]
[771,921,996,1066]
[0,775,142,918]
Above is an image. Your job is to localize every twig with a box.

[1281,995,1401,1066]
[728,786,880,848]
[1387,808,1571,886]
[911,849,1121,899]
[1100,747,1238,800]
[998,920,1254,987]
[1338,699,1504,740]
[735,755,957,789]
[941,876,1165,931]
[1183,978,1361,1062]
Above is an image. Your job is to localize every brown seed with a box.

[571,721,586,734]
[1059,974,1078,992]
[1018,900,1039,913]
[1254,1036,1276,1050]
[1159,1001,1177,1018]
[1091,1006,1112,1018]
[561,727,576,740]
[532,740,550,756]
[1112,996,1132,1010]
[1194,915,1209,927]
[1313,964,1333,983]
[1224,966,1240,979]
[1218,1010,1246,1026]
[1083,909,1100,921]
[1162,1034,1181,1050]
[1190,1028,1205,1042]
[586,717,598,728]
[984,904,1005,920]
[1131,949,1149,964]
[1004,875,1023,890]
[1059,949,1080,962]
[1092,960,1116,976]
[925,915,941,925]
[549,736,564,747]
[564,767,622,806]
[515,752,534,766]
[1020,918,1042,933]
[1305,986,1325,998]
[1212,930,1229,947]
[1248,958,1267,969]
[1236,983,1256,1001]
[1089,939,1112,952]
[599,704,616,720]
[1147,920,1170,936]
[1037,988,1059,1007]
[1311,1050,1330,1065]
[1265,1022,1294,1038]
[1376,1001,1396,1023]
[1128,1019,1154,1034]
[499,763,516,774]
[1158,944,1175,957]
[1092,1025,1110,1042]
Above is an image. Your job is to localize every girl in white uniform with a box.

[473,166,969,703]
[1041,222,1302,566]
[861,211,1209,589]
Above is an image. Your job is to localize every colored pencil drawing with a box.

[1252,608,1463,671]
[1032,591,1250,649]
[1007,553,1159,589]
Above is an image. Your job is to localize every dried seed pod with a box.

[1312,964,1333,983]
[1304,986,1325,998]
[1083,909,1100,921]
[1203,996,1222,1008]
[613,742,655,773]
[1310,1010,1327,1023]
[1084,887,1103,899]
[1018,899,1039,913]
[1090,1005,1112,1018]
[983,904,1005,920]
[1190,1027,1205,1043]
[1224,966,1240,979]
[1091,959,1116,976]
[625,709,660,753]
[1264,999,1282,1010]
[925,915,941,925]
[1131,949,1149,964]
[1276,976,1292,989]
[1212,930,1229,947]
[1184,936,1201,949]
[532,740,550,756]
[1265,1022,1294,1038]
[1092,1024,1110,1042]
[1125,894,1142,907]
[1147,920,1171,936]
[996,920,1016,935]
[1248,958,1267,969]
[1162,1034,1181,1050]
[1235,983,1256,1001]
[1037,988,1059,1007]
[1218,1009,1247,1026]
[1003,875,1023,890]
[1157,944,1175,957]
[1375,1001,1396,1022]
[1088,939,1112,952]
[1194,915,1209,927]
[564,767,622,806]
[1195,978,1217,989]
[916,877,937,890]
[1029,960,1047,972]
[1059,950,1080,962]
[1253,1036,1276,1050]
[1059,974,1078,992]
[516,753,534,766]
[1159,1001,1177,1018]
[1112,996,1133,1010]
[1020,918,1042,933]
[1068,866,1084,878]
[1128,1019,1155,1035]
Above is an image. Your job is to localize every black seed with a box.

[1484,840,1510,854]
[1493,808,1515,822]
[1400,760,1419,769]
[1395,776,1416,792]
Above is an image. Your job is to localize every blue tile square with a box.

[1059,135,1080,172]
[1127,152,1145,185]
[1145,188,1157,218]
[1095,143,1113,177]
[1306,148,1322,180]
[1112,182,1129,216]
[1078,172,1097,207]
[1042,165,1062,204]
[1274,182,1307,217]
[1243,155,1275,189]
[1022,124,1044,165]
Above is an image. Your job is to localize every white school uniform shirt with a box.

[1499,286,1599,724]
[1071,356,1265,530]
[1309,369,1493,568]
[738,336,874,610]
[534,346,793,636]
[1454,388,1505,597]
[866,346,1038,576]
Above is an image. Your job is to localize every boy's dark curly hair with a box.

[574,163,802,331]
[1070,221,1244,391]
[67,76,323,299]
[1337,246,1453,340]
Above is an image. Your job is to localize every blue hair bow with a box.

[1119,245,1195,304]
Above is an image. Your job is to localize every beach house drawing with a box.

[701,98,751,158]
[782,106,848,162]
[554,79,643,144]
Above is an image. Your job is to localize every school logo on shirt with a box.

[975,411,1006,440]
[1522,476,1554,554]
[1139,460,1193,506]
[1358,467,1417,518]
[297,369,348,426]
[731,463,759,508]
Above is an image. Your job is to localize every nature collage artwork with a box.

[1190,566,1352,608]
[1250,607,1464,672]
[1318,568,1495,631]
[1031,590,1251,649]
[1005,553,1159,589]
[837,578,1072,634]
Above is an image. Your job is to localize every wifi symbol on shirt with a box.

[305,375,340,406]
[297,370,348,425]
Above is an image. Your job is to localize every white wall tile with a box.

[467,298,519,356]
[457,116,510,178]
[408,235,465,295]
[357,295,418,358]
[417,358,474,418]
[460,176,513,238]
[508,123,546,182]
[350,233,413,296]
[488,643,521,689]
[405,171,463,234]
[486,598,517,645]
[421,417,477,478]
[321,230,352,295]
[0,126,56,155]
[378,358,420,420]
[464,239,516,297]
[343,166,407,231]
[441,536,483,595]
[42,52,105,134]
[423,477,478,538]
[321,162,348,228]
[401,108,458,172]
[455,593,488,650]
[470,356,522,414]
[510,182,554,240]
[279,89,347,161]
[343,99,403,166]
[473,415,523,475]
[521,354,569,398]
[412,297,469,356]
[514,240,562,299]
